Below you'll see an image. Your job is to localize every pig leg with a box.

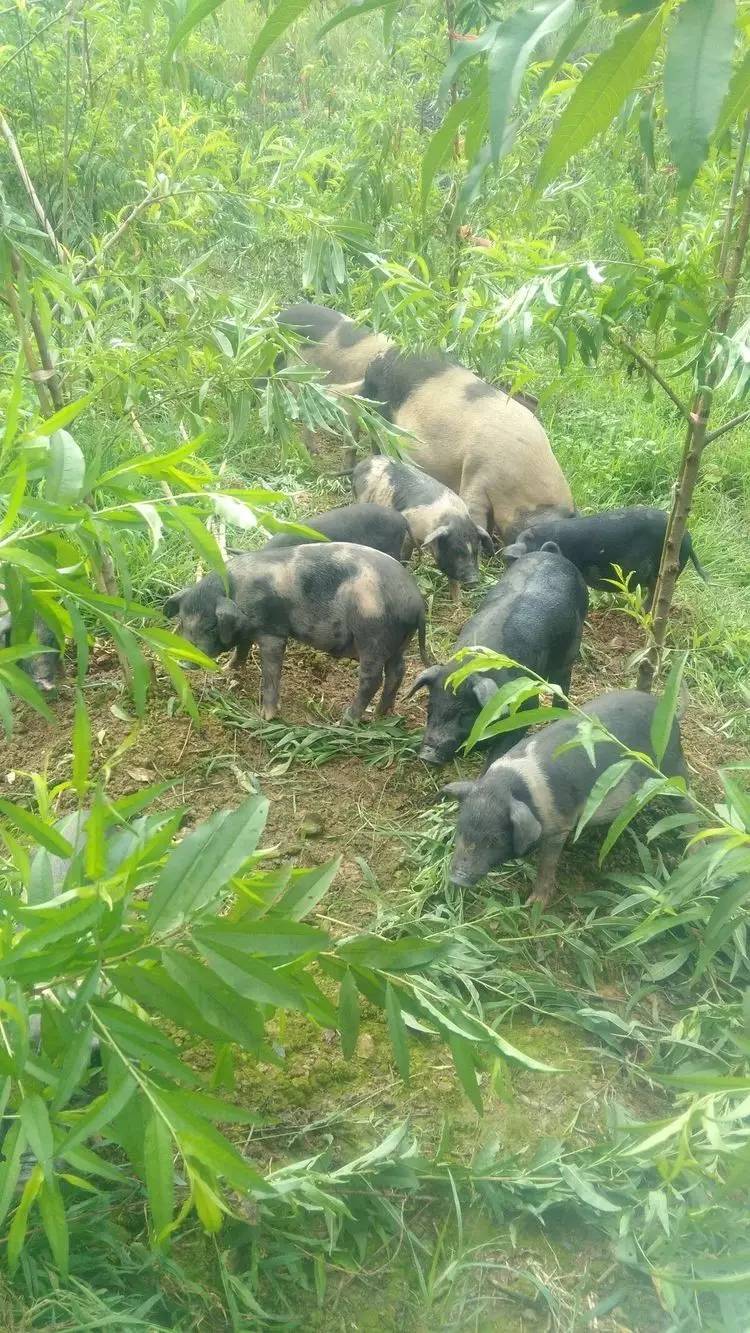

[257,634,287,720]
[343,656,384,722]
[301,425,320,456]
[449,580,461,604]
[526,832,567,907]
[375,653,406,717]
[400,533,415,563]
[224,640,251,673]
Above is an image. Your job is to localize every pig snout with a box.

[418,742,445,766]
[449,858,479,888]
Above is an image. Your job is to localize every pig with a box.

[264,503,410,562]
[351,455,492,597]
[275,303,391,387]
[406,546,588,765]
[442,688,688,907]
[0,609,62,696]
[164,543,430,722]
[361,348,574,540]
[503,507,708,606]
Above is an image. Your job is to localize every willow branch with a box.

[0,111,69,264]
[612,333,691,422]
[705,408,750,446]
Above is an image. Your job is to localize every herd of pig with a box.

[5,301,707,907]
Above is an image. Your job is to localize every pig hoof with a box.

[526,890,552,909]
[342,709,362,725]
[260,705,279,722]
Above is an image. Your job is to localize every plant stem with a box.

[638,169,750,692]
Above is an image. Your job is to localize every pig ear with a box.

[540,540,561,555]
[422,524,450,550]
[475,525,494,555]
[502,543,526,562]
[216,596,249,647]
[472,676,498,708]
[437,780,474,803]
[509,796,542,856]
[164,590,189,619]
[404,665,441,698]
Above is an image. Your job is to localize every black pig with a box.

[164,543,430,722]
[352,456,492,598]
[503,507,708,606]
[443,688,688,907]
[407,547,588,765]
[0,611,62,696]
[265,503,409,562]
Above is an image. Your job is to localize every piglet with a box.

[504,507,707,607]
[407,546,588,765]
[352,456,492,598]
[0,610,62,697]
[265,503,409,563]
[442,688,688,907]
[165,543,430,722]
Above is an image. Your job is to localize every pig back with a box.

[278,303,391,384]
[386,362,572,537]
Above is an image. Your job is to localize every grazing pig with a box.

[276,303,391,387]
[265,503,409,562]
[443,689,688,906]
[362,348,574,540]
[407,547,588,765]
[164,543,430,722]
[0,610,62,696]
[352,456,492,596]
[503,507,708,606]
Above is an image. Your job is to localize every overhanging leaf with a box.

[147,794,269,934]
[487,0,574,164]
[536,8,664,191]
[664,0,736,188]
[246,0,316,84]
[44,430,86,505]
[716,47,750,138]
[165,0,225,59]
[650,649,687,764]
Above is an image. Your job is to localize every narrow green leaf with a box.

[664,0,736,189]
[650,650,687,764]
[719,770,750,829]
[560,1162,620,1212]
[449,1036,483,1114]
[44,430,86,504]
[194,938,309,1010]
[109,622,150,716]
[7,1164,43,1275]
[154,1089,272,1195]
[574,760,634,840]
[60,1074,136,1153]
[0,662,56,722]
[51,1024,96,1112]
[0,800,72,857]
[161,952,268,1049]
[169,507,226,580]
[488,0,574,164]
[385,982,410,1084]
[0,1124,26,1228]
[72,689,91,796]
[318,0,393,39]
[695,873,750,975]
[165,0,225,59]
[0,460,27,539]
[598,776,670,863]
[274,856,341,920]
[716,47,750,138]
[25,393,94,439]
[144,1110,174,1245]
[147,794,269,934]
[536,9,664,191]
[421,76,484,207]
[246,0,316,84]
[38,1175,69,1275]
[536,12,592,98]
[339,969,360,1060]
